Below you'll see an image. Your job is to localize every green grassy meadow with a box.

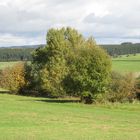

[0,61,20,70]
[112,54,140,73]
[0,94,139,140]
[0,55,140,140]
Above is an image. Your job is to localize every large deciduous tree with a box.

[27,27,111,101]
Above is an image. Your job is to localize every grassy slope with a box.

[0,94,139,140]
[112,54,140,72]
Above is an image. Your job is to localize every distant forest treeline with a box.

[101,43,140,56]
[0,43,140,61]
[0,48,34,61]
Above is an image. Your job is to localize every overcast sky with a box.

[0,0,140,46]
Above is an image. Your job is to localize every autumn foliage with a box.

[0,63,25,93]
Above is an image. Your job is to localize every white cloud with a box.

[0,34,45,47]
[0,0,140,46]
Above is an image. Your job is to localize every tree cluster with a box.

[1,28,139,104]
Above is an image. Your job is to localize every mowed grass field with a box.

[0,94,139,140]
[112,54,140,73]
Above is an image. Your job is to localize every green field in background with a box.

[112,54,140,72]
[0,61,20,70]
[112,54,140,61]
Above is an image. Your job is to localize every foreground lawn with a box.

[0,94,139,140]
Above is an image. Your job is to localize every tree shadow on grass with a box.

[0,90,11,94]
[35,99,80,103]
[0,90,81,104]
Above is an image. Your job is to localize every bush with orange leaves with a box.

[0,63,25,93]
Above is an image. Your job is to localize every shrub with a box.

[108,71,136,103]
[81,91,93,104]
[135,76,140,100]
[93,93,108,104]
[0,63,25,93]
